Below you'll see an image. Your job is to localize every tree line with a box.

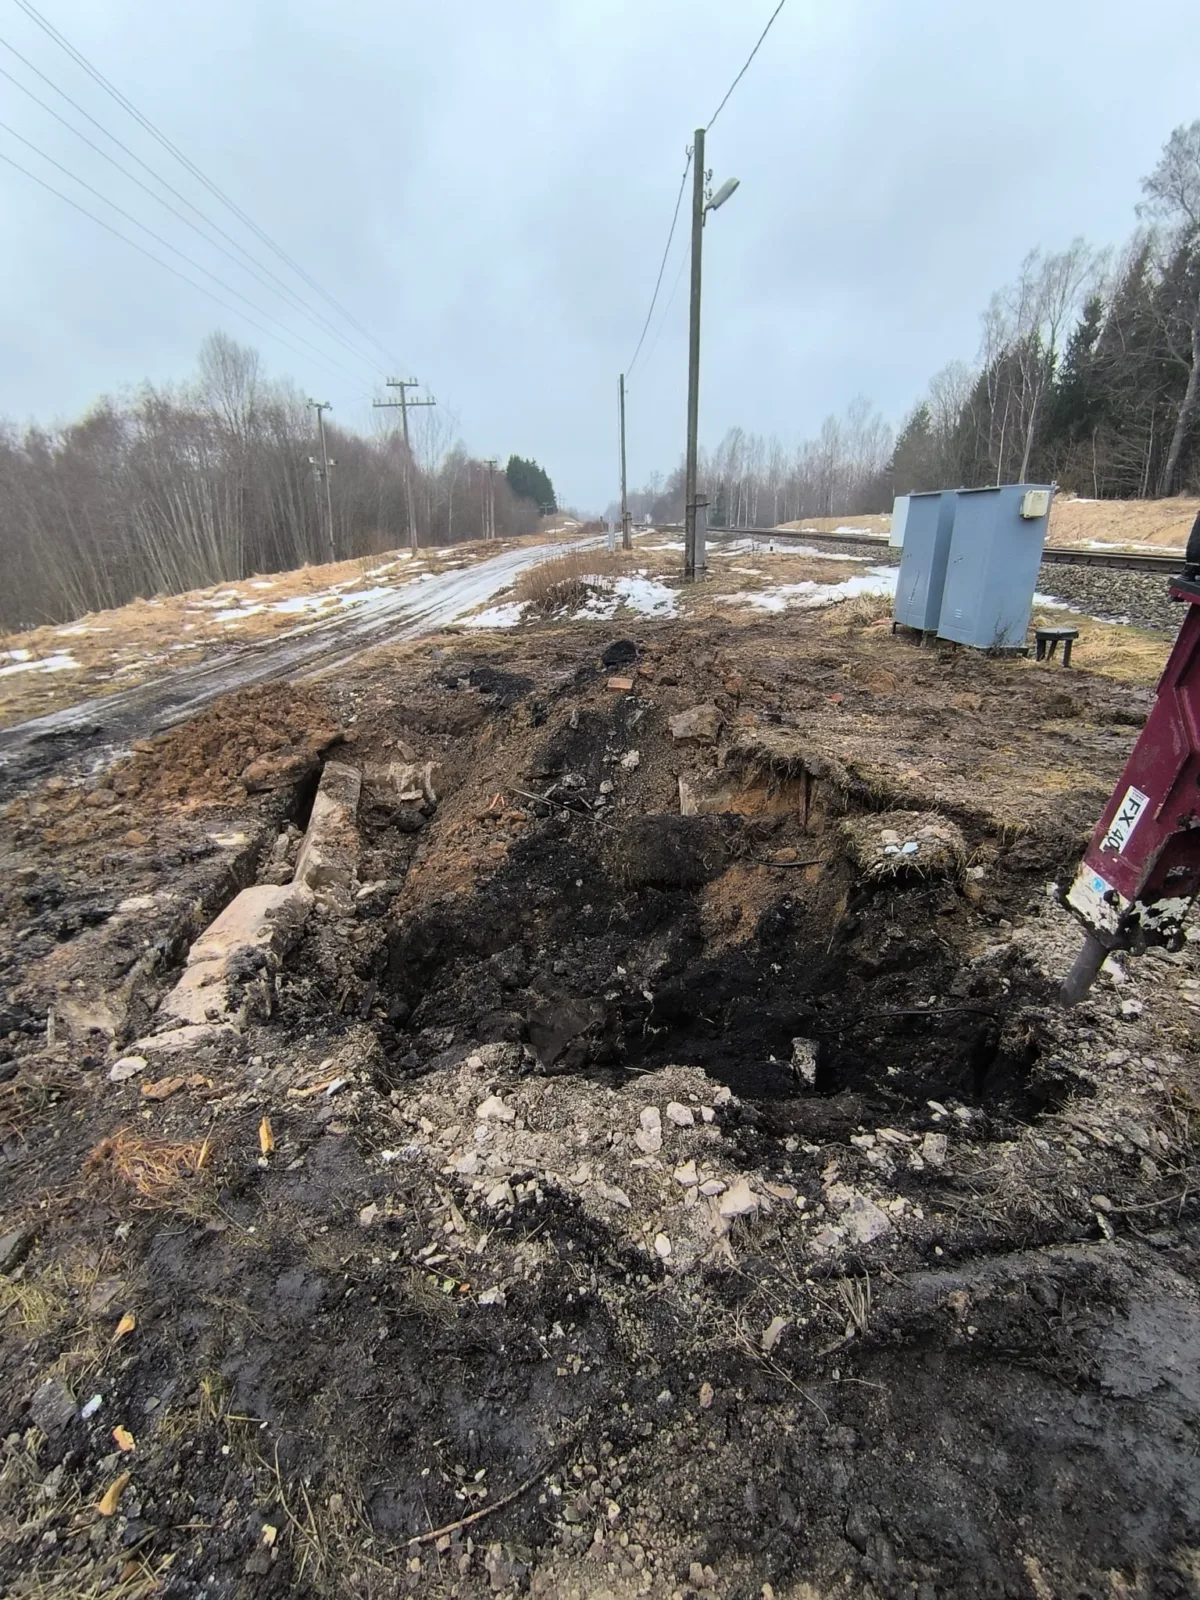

[622,120,1200,526]
[0,334,556,632]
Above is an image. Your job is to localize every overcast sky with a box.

[2,0,1198,512]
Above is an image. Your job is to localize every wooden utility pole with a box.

[619,373,632,551]
[483,458,498,540]
[683,130,706,582]
[373,379,435,550]
[307,398,336,564]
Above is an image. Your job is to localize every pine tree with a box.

[505,455,557,512]
[889,404,936,493]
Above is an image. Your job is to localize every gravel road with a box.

[0,540,563,799]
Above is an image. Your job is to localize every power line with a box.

[0,35,384,374]
[10,0,400,370]
[0,147,369,390]
[706,0,789,131]
[0,121,371,387]
[625,150,692,380]
[625,1,789,380]
[641,240,691,375]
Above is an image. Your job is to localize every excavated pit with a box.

[375,810,1058,1120]
[257,673,1076,1139]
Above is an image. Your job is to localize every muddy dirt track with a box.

[0,541,575,803]
[2,602,1199,1599]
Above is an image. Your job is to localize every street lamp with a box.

[684,129,740,581]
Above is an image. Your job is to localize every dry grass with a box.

[1026,611,1171,687]
[84,1128,212,1211]
[515,548,633,612]
[0,1275,71,1339]
[828,592,894,629]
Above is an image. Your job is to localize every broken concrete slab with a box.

[158,883,313,1028]
[670,703,722,744]
[134,1023,239,1054]
[678,772,741,817]
[362,759,439,809]
[294,761,363,900]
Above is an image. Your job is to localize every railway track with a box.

[688,525,1186,574]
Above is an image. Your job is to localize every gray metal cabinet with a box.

[893,490,957,632]
[936,485,1053,650]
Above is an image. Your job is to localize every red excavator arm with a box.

[1060,512,1200,1005]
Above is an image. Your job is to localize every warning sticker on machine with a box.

[1102,785,1150,854]
[1066,867,1123,934]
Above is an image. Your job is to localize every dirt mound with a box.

[115,683,343,807]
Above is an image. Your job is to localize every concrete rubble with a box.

[669,703,722,744]
[149,756,367,1045]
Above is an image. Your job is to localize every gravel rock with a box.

[1035,564,1186,633]
[0,1224,34,1275]
[30,1377,77,1435]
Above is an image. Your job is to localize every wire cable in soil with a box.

[407,1448,567,1546]
[707,0,790,131]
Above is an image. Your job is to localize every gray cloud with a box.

[1,0,1197,511]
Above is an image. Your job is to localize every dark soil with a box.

[2,609,1199,1599]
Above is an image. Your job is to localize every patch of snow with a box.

[613,574,677,616]
[724,566,897,614]
[1034,592,1133,625]
[1079,539,1185,554]
[712,539,869,562]
[646,540,686,552]
[215,604,266,622]
[0,650,80,677]
[462,602,527,630]
[363,562,398,577]
[56,625,109,637]
[271,593,339,615]
[337,585,395,610]
[249,580,277,590]
[570,572,678,620]
[1,648,32,662]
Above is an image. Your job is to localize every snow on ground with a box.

[1081,539,1185,553]
[711,539,870,562]
[463,571,678,630]
[0,651,80,678]
[723,567,898,614]
[461,602,526,630]
[249,580,277,590]
[215,604,266,622]
[573,574,677,620]
[270,594,339,615]
[336,585,395,610]
[1033,592,1133,626]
